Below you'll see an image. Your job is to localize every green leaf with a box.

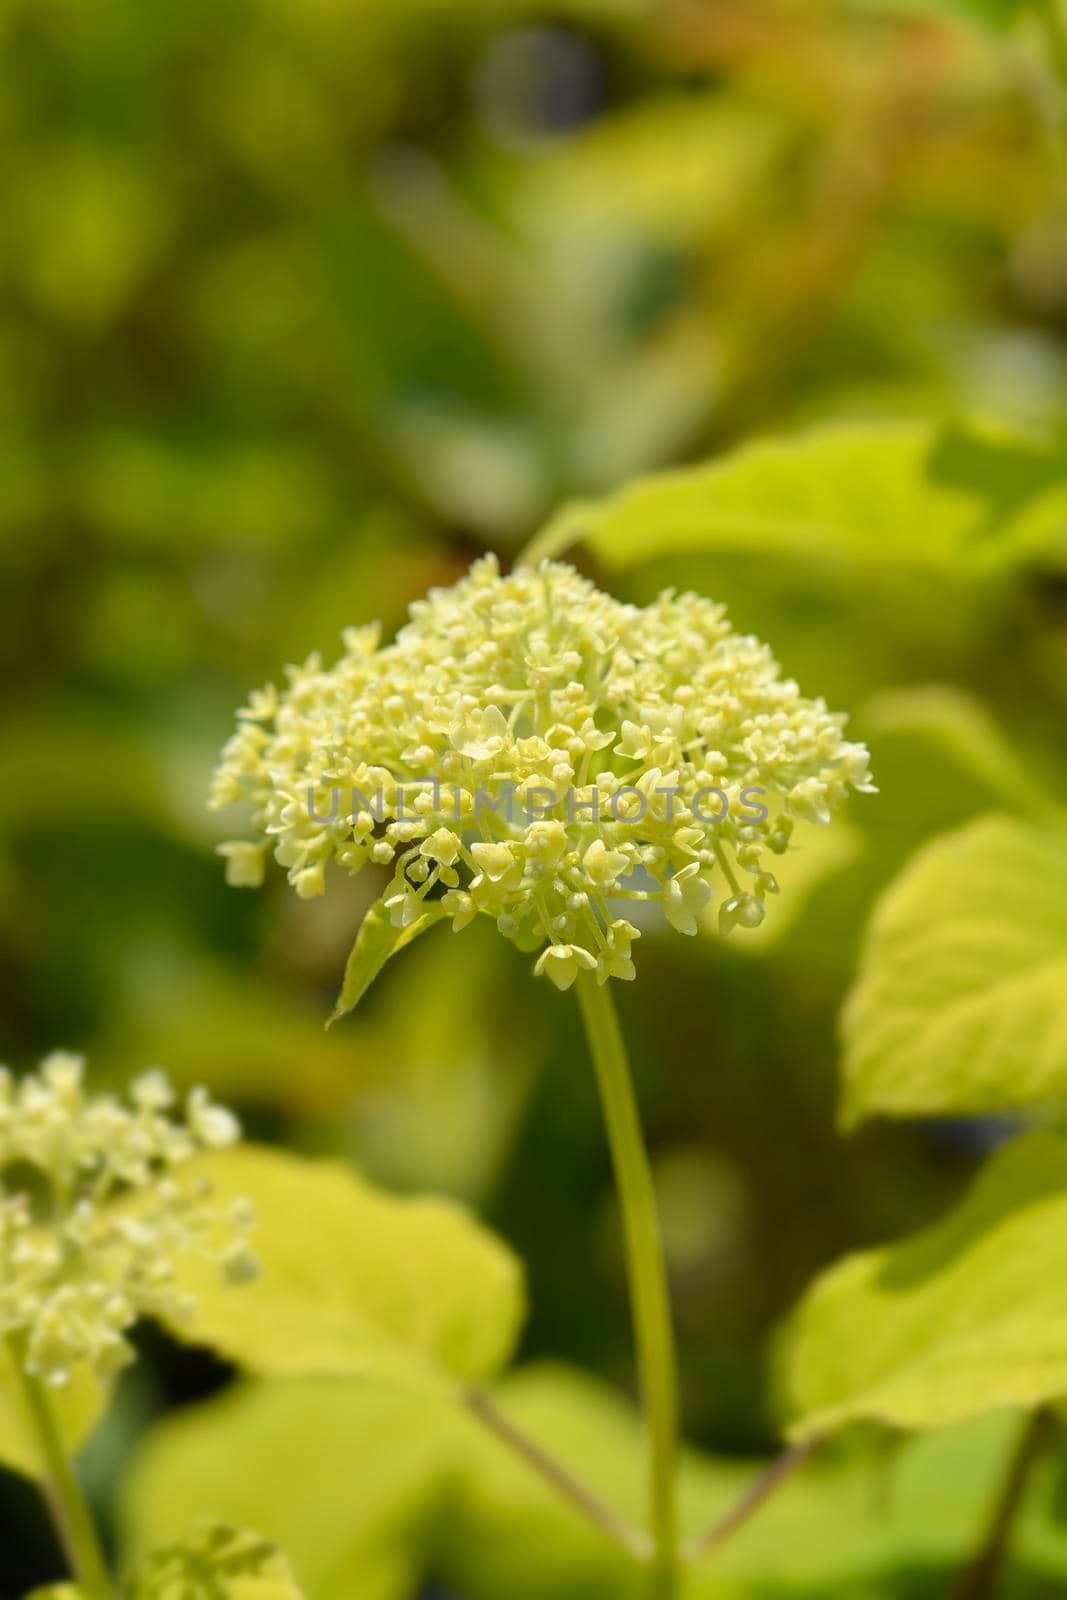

[123,1364,1067,1600]
[0,1346,106,1483]
[841,813,1067,1127]
[443,1367,1067,1599]
[23,1589,85,1599]
[121,1379,466,1600]
[328,899,447,1026]
[127,1522,304,1599]
[522,419,1067,576]
[781,1130,1067,1437]
[848,0,1025,28]
[444,1366,715,1599]
[159,1145,525,1391]
[345,918,538,1204]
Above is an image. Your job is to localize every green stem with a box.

[463,1386,652,1562]
[955,1408,1054,1600]
[683,1435,822,1561]
[575,974,680,1596]
[4,1338,113,1598]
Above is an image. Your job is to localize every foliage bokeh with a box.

[3,0,1067,1595]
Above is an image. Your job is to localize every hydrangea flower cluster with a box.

[0,1053,256,1387]
[211,556,873,989]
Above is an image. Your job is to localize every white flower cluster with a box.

[0,1053,256,1387]
[212,556,874,988]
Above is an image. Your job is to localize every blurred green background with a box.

[2,0,1067,1592]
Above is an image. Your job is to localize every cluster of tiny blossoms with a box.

[211,557,873,990]
[0,1054,256,1387]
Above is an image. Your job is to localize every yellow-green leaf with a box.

[121,1379,466,1600]
[841,813,1067,1127]
[443,1367,1067,1599]
[522,419,1067,576]
[851,0,1024,30]
[328,899,447,1026]
[122,1364,1067,1600]
[345,918,538,1204]
[128,1522,304,1599]
[781,1131,1067,1437]
[161,1146,525,1391]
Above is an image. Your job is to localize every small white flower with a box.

[216,841,267,889]
[788,777,832,826]
[441,889,477,932]
[664,864,713,936]
[469,841,522,885]
[534,943,599,992]
[582,839,630,891]
[719,894,766,934]
[420,827,461,867]
[40,1052,84,1096]
[131,1068,175,1112]
[186,1086,241,1148]
[597,920,640,985]
[291,862,326,899]
[385,888,424,929]
[449,704,510,761]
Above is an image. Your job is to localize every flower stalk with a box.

[575,973,680,1595]
[955,1408,1055,1600]
[5,1334,113,1598]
